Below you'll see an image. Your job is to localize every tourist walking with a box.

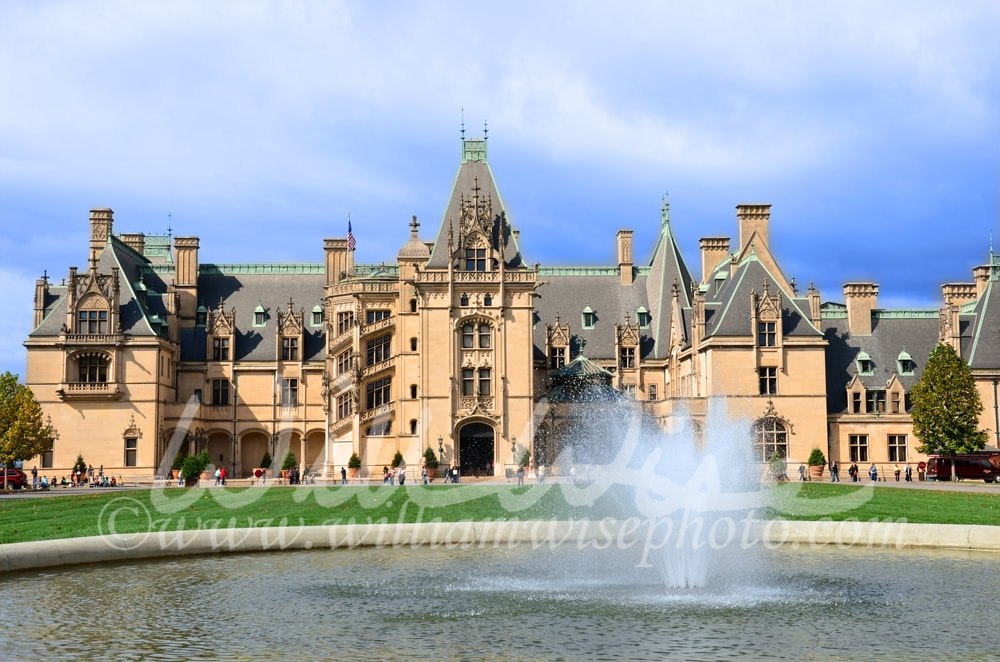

[893,464,901,482]
[798,463,806,481]
[341,466,347,484]
[830,460,840,482]
[399,466,406,485]
[869,463,878,482]
[517,465,525,487]
[849,462,858,482]
[421,465,428,485]
[537,465,545,485]
[904,463,912,482]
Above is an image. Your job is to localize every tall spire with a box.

[660,191,670,228]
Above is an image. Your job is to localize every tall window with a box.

[460,293,469,306]
[367,334,391,365]
[620,347,636,369]
[366,309,390,324]
[849,434,869,462]
[336,392,352,420]
[484,294,492,306]
[42,437,54,468]
[758,367,777,395]
[462,368,475,396]
[337,350,353,375]
[649,384,658,401]
[550,346,566,369]
[890,391,902,414]
[478,368,491,397]
[465,248,486,271]
[281,378,299,406]
[78,309,108,334]
[478,324,491,348]
[888,434,907,462]
[752,417,787,460]
[337,311,355,334]
[462,324,475,348]
[124,438,137,467]
[281,337,299,361]
[410,384,418,399]
[78,354,109,383]
[213,337,229,361]
[366,377,391,409]
[410,337,418,351]
[851,391,862,414]
[212,379,229,406]
[866,390,886,414]
[757,321,776,347]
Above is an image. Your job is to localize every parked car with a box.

[0,468,28,490]
[925,453,1000,483]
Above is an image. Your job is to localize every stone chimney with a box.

[973,265,991,298]
[843,282,878,336]
[737,204,770,250]
[699,236,730,284]
[942,282,977,307]
[120,232,146,256]
[89,208,114,255]
[617,229,634,285]
[324,238,350,287]
[173,236,200,323]
[807,283,822,328]
[34,275,49,329]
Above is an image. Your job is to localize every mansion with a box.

[23,136,1000,479]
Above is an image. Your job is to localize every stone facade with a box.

[23,137,1000,480]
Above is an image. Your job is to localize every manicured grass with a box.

[765,481,1000,525]
[1,482,998,545]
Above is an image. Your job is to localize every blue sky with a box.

[2,0,998,378]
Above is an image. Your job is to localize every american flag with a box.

[347,219,356,252]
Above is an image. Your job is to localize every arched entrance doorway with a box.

[459,422,495,477]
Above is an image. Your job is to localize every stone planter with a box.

[808,465,825,480]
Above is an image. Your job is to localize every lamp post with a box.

[438,435,444,460]
[511,434,517,464]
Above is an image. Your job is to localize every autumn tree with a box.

[910,343,988,479]
[0,371,53,488]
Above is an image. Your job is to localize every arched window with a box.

[409,298,418,313]
[78,353,109,383]
[752,417,787,461]
[410,337,418,351]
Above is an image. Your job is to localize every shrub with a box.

[171,452,186,472]
[281,450,296,471]
[807,448,827,467]
[423,446,439,469]
[260,451,272,470]
[348,452,361,470]
[73,455,87,476]
[181,449,211,482]
[519,449,531,467]
[391,451,404,468]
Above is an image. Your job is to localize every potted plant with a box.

[260,451,272,477]
[807,448,827,480]
[347,452,361,481]
[171,452,186,480]
[181,449,211,487]
[72,455,87,485]
[391,451,404,469]
[280,450,296,481]
[768,452,787,481]
[519,449,531,468]
[423,446,439,479]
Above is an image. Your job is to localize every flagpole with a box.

[347,213,355,274]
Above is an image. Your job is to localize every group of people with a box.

[845,462,914,482]
[30,465,118,490]
[382,465,407,485]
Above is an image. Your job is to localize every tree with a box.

[0,372,53,489]
[911,343,988,479]
[423,446,439,470]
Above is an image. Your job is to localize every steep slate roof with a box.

[963,260,1000,370]
[701,253,820,340]
[643,204,695,358]
[534,269,652,360]
[821,310,939,414]
[29,237,171,338]
[181,267,326,363]
[426,137,525,269]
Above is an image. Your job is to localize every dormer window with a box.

[582,306,596,329]
[311,305,324,326]
[897,350,915,375]
[78,309,108,335]
[856,351,873,375]
[253,303,267,327]
[757,321,776,347]
[465,248,487,271]
[636,306,651,328]
[196,304,208,327]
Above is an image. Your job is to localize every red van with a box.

[925,453,1000,483]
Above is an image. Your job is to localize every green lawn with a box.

[1,482,998,545]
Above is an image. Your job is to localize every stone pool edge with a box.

[2,519,998,573]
